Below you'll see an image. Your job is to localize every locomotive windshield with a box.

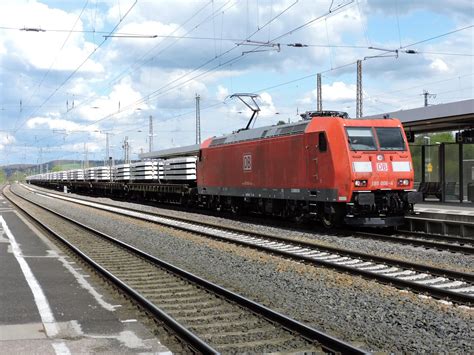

[346,127,377,150]
[346,127,407,151]
[375,127,406,151]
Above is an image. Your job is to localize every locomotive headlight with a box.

[354,179,368,187]
[397,179,410,186]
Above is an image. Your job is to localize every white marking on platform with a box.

[90,330,148,350]
[47,250,117,312]
[0,216,62,339]
[52,342,71,355]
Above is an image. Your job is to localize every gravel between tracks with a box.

[14,184,474,352]
[26,183,473,274]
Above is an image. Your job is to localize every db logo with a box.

[376,162,388,172]
[243,154,252,171]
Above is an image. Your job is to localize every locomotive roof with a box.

[209,120,310,147]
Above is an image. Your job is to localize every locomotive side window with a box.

[318,132,327,152]
[346,127,377,151]
[375,127,406,151]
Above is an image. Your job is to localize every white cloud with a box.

[78,77,148,121]
[0,133,16,151]
[216,85,229,101]
[429,58,450,73]
[365,0,473,22]
[0,1,103,73]
[62,142,101,153]
[26,116,98,134]
[0,0,472,164]
[323,82,357,102]
[259,92,277,117]
[300,82,357,105]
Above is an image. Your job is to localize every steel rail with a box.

[17,185,474,306]
[352,230,474,254]
[397,229,473,244]
[23,183,473,254]
[5,186,365,354]
[3,187,218,354]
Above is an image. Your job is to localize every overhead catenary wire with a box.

[82,1,355,130]
[7,2,472,163]
[57,0,227,118]
[400,24,473,49]
[12,0,138,134]
[13,0,91,131]
[395,0,402,48]
[414,51,473,57]
[80,0,304,129]
[32,0,369,158]
[21,0,306,154]
[365,73,474,99]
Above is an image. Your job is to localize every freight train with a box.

[27,110,422,228]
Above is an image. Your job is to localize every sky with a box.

[0,0,472,166]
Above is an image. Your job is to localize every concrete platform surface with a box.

[414,202,474,222]
[0,193,172,354]
[416,201,474,213]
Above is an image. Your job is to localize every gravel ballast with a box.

[13,184,474,352]
[25,183,473,273]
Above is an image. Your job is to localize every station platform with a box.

[0,194,171,354]
[414,201,474,221]
[404,201,474,237]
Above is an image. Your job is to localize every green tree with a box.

[410,131,470,184]
[0,169,6,183]
[413,132,454,145]
[10,171,26,182]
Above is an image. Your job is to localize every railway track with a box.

[17,184,474,306]
[22,183,474,255]
[351,230,474,254]
[4,186,363,354]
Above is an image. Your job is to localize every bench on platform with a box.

[418,182,441,200]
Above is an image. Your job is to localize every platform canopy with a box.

[364,99,473,134]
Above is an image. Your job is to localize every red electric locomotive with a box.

[197,110,422,227]
[26,97,422,228]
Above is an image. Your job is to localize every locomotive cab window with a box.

[318,132,327,152]
[346,127,377,151]
[375,127,406,151]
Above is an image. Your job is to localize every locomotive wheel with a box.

[321,213,336,228]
